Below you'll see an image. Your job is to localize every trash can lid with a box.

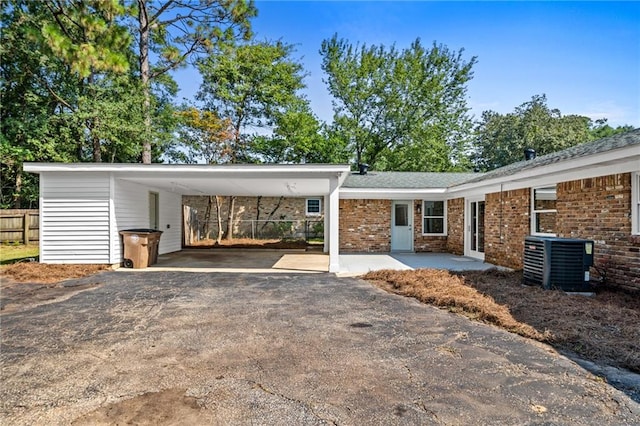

[120,228,163,234]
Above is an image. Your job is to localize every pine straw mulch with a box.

[189,238,310,249]
[363,268,640,373]
[0,263,111,285]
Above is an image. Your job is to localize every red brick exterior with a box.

[183,195,322,240]
[556,173,639,291]
[484,188,530,270]
[339,199,391,252]
[446,198,464,255]
[414,200,448,252]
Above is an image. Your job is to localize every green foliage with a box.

[471,95,634,171]
[588,119,634,140]
[320,35,476,171]
[250,103,349,164]
[196,40,309,163]
[41,0,131,78]
[134,0,257,163]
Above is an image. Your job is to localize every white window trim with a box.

[632,171,640,235]
[306,198,322,216]
[422,200,447,236]
[531,186,557,237]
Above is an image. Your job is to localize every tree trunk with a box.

[138,0,152,164]
[202,196,213,239]
[215,195,223,244]
[225,195,236,240]
[14,169,22,209]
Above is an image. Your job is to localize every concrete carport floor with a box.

[1,270,638,425]
[132,250,498,275]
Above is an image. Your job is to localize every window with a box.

[532,186,556,235]
[422,200,446,235]
[633,172,640,235]
[306,198,322,216]
[149,192,159,230]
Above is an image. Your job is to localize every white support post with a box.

[328,176,340,273]
[323,193,329,253]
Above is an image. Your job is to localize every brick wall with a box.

[446,198,464,255]
[485,188,530,269]
[556,173,639,291]
[183,195,322,239]
[339,199,391,252]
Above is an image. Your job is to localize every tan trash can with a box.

[119,229,163,268]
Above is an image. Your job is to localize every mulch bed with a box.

[364,268,640,373]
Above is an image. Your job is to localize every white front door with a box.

[466,198,485,259]
[391,201,413,252]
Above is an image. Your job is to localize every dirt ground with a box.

[189,238,311,249]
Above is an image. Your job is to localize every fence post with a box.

[23,212,30,245]
[251,220,255,239]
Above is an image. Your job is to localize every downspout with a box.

[499,183,503,243]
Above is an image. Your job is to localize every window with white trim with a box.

[149,192,159,230]
[422,200,446,235]
[632,172,640,235]
[306,198,322,216]
[531,186,557,235]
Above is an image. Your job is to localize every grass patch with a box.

[364,268,640,373]
[0,244,39,263]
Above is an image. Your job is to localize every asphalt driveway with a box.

[1,271,639,425]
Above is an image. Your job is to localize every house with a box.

[24,129,640,289]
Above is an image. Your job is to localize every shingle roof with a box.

[460,128,640,185]
[342,129,639,190]
[342,172,480,189]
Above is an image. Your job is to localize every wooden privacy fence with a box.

[0,209,39,244]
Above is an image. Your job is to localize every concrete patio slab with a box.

[337,252,497,277]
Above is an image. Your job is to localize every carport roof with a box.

[24,163,352,197]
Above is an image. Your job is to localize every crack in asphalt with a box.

[250,380,338,425]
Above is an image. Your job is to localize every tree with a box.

[133,0,256,163]
[176,107,235,164]
[249,102,349,164]
[195,39,308,239]
[588,119,634,140]
[470,95,632,171]
[320,35,476,171]
[1,0,137,207]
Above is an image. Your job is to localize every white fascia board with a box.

[23,162,351,175]
[449,148,640,195]
[339,187,447,200]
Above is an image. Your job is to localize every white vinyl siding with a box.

[40,172,110,263]
[112,179,181,261]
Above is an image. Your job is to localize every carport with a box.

[24,163,351,272]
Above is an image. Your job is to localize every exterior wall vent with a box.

[523,236,594,291]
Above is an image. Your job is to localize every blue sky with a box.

[174,1,640,127]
